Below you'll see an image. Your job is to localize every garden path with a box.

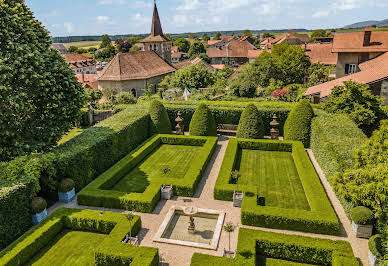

[48,137,369,266]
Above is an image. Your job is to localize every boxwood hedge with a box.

[191,228,357,265]
[78,134,217,212]
[149,100,171,134]
[214,138,339,235]
[0,208,159,266]
[236,104,264,139]
[189,104,217,136]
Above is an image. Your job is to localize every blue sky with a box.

[25,0,388,37]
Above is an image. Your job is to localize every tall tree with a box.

[202,34,210,42]
[214,32,222,40]
[0,0,85,161]
[189,33,197,40]
[262,32,275,39]
[115,38,131,53]
[243,29,252,37]
[188,41,206,59]
[173,38,190,53]
[310,29,328,41]
[100,34,112,49]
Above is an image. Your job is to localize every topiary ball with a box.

[350,206,374,225]
[237,104,264,139]
[284,99,314,147]
[59,178,75,193]
[189,103,217,136]
[30,197,47,214]
[149,99,171,134]
[368,235,383,257]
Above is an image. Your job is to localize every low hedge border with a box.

[77,134,217,213]
[214,138,339,235]
[0,208,158,266]
[191,228,357,265]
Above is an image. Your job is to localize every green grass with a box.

[28,230,106,266]
[236,150,310,210]
[63,41,102,49]
[111,144,202,193]
[57,127,86,146]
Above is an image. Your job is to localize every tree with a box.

[85,87,103,104]
[188,41,206,59]
[88,47,97,53]
[307,63,333,87]
[115,38,132,53]
[149,100,171,134]
[243,29,252,37]
[237,104,264,139]
[310,29,328,41]
[214,32,222,40]
[197,53,210,63]
[262,32,275,39]
[231,64,261,97]
[100,34,112,49]
[95,45,117,61]
[0,0,85,161]
[166,64,214,90]
[223,222,235,251]
[189,34,197,40]
[202,34,210,42]
[189,104,217,136]
[130,45,140,52]
[68,46,78,53]
[76,48,87,54]
[323,81,384,135]
[126,36,142,46]
[173,38,190,53]
[164,33,172,41]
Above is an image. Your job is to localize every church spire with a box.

[150,1,163,36]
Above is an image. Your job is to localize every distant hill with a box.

[344,19,388,29]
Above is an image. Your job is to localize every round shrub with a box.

[368,235,383,257]
[350,206,374,225]
[237,104,264,139]
[189,104,217,136]
[59,178,75,193]
[284,99,314,147]
[149,100,171,134]
[30,197,47,214]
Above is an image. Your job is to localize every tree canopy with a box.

[243,29,252,37]
[100,34,112,49]
[173,38,190,53]
[0,0,85,161]
[310,29,328,41]
[188,41,207,59]
[262,32,275,39]
[202,34,210,42]
[161,64,214,90]
[214,32,222,40]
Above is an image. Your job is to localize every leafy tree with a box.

[149,100,171,134]
[68,46,78,53]
[223,222,235,251]
[88,47,97,53]
[85,87,103,104]
[202,34,210,42]
[164,64,214,90]
[100,34,112,49]
[76,48,87,54]
[130,45,140,52]
[231,64,261,97]
[188,41,206,59]
[253,51,280,88]
[307,63,333,86]
[126,36,142,46]
[265,78,284,96]
[253,39,261,49]
[243,29,252,37]
[189,104,217,136]
[197,53,210,63]
[189,34,197,40]
[116,92,137,104]
[173,38,190,53]
[323,81,384,134]
[0,0,85,161]
[237,104,264,139]
[95,45,117,61]
[115,38,132,53]
[164,33,172,41]
[310,29,328,41]
[214,32,222,40]
[262,32,275,39]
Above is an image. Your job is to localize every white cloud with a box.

[312,10,330,18]
[63,22,74,33]
[99,0,126,5]
[96,15,116,25]
[133,1,152,8]
[331,0,371,10]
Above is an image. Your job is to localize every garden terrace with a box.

[191,228,358,265]
[214,139,339,235]
[0,208,159,266]
[78,134,217,212]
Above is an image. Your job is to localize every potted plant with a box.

[231,170,243,207]
[58,178,76,203]
[350,206,374,238]
[223,222,236,258]
[368,234,383,266]
[161,167,173,200]
[31,197,47,225]
[122,212,138,245]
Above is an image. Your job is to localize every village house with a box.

[207,40,257,67]
[261,33,309,50]
[173,57,214,71]
[304,43,338,66]
[97,2,176,97]
[75,73,98,89]
[171,46,188,63]
[62,53,97,74]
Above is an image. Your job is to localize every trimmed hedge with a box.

[78,134,217,212]
[284,99,314,147]
[189,104,217,136]
[191,228,357,265]
[0,208,158,266]
[350,206,374,225]
[214,138,339,235]
[149,100,171,134]
[369,235,383,257]
[236,104,264,139]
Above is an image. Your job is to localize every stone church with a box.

[97,2,175,97]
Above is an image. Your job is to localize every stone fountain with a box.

[184,206,198,233]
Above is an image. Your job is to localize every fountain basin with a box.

[153,206,225,250]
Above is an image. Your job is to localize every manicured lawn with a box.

[111,144,202,193]
[236,150,310,210]
[28,230,106,265]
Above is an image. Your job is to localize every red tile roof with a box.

[62,53,95,69]
[305,52,388,98]
[332,31,388,53]
[359,52,388,71]
[263,33,309,50]
[75,73,98,89]
[97,51,176,81]
[212,64,226,70]
[171,46,179,53]
[207,40,257,58]
[208,40,222,46]
[247,50,263,59]
[171,51,188,59]
[173,57,213,70]
[304,43,338,65]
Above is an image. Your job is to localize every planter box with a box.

[368,250,380,266]
[233,191,243,208]
[32,209,47,225]
[352,221,373,238]
[161,185,173,200]
[58,187,76,203]
[223,249,236,258]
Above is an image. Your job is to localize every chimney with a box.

[363,27,372,47]
[81,71,85,83]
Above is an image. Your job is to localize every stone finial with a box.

[175,111,184,135]
[270,113,279,140]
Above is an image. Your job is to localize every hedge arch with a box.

[237,104,264,139]
[189,104,217,136]
[149,100,171,134]
[284,99,314,147]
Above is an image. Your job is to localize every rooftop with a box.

[332,30,388,53]
[207,40,257,58]
[304,43,338,65]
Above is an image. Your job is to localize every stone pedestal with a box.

[58,187,76,203]
[233,191,243,208]
[161,185,173,200]
[352,221,373,238]
[32,209,48,225]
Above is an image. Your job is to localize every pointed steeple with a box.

[150,1,163,37]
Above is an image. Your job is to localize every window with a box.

[345,64,357,75]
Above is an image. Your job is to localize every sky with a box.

[25,0,388,37]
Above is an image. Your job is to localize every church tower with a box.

[140,2,172,64]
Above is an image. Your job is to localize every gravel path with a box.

[48,137,369,266]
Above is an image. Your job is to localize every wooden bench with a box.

[217,124,238,136]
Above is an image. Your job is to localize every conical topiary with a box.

[236,104,264,139]
[189,104,217,136]
[284,99,314,147]
[149,100,171,134]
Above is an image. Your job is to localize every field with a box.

[28,230,106,265]
[62,41,101,49]
[112,144,202,193]
[236,150,310,210]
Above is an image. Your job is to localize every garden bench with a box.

[217,124,238,136]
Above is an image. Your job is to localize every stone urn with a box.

[270,114,280,140]
[175,111,184,135]
[233,191,244,208]
[161,185,173,200]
